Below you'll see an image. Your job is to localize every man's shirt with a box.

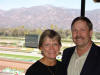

[67,48,90,75]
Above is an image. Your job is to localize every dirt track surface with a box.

[0,58,33,72]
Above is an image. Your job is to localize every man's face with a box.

[71,20,92,48]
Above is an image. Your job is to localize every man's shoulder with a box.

[92,43,100,51]
[64,46,75,50]
[63,46,75,53]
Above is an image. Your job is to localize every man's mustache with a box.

[75,36,84,39]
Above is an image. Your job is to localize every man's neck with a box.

[76,42,92,57]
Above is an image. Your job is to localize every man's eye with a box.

[72,30,77,32]
[53,43,58,46]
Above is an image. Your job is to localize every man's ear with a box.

[60,45,62,48]
[90,30,93,38]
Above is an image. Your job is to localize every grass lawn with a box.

[0,53,41,62]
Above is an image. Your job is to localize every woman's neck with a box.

[40,57,57,66]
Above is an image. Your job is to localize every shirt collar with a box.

[74,46,91,58]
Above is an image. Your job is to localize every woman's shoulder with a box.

[26,61,42,72]
[28,60,42,70]
[25,61,43,75]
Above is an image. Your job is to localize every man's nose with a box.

[76,31,81,36]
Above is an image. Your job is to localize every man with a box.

[62,16,100,75]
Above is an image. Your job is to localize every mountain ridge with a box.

[0,5,100,31]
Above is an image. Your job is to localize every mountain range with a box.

[0,5,100,32]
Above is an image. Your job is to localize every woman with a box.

[25,29,66,75]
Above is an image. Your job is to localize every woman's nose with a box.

[50,45,54,49]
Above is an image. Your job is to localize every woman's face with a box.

[40,37,61,60]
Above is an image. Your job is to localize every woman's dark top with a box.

[25,60,66,75]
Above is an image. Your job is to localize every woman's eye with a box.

[44,44,49,46]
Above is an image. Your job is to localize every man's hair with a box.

[39,29,61,48]
[71,16,93,31]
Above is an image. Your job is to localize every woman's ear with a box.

[40,47,44,55]
[39,46,42,50]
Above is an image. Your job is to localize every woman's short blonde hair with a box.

[39,29,61,49]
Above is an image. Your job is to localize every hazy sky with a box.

[0,0,100,10]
